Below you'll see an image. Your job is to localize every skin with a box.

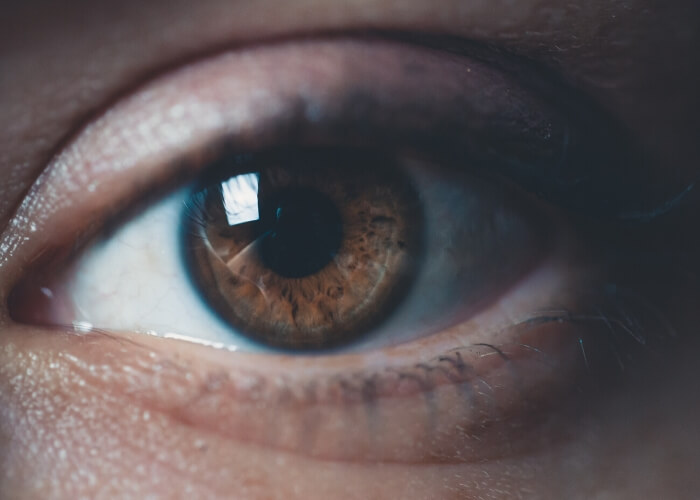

[0,0,699,498]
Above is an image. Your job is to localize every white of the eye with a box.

[64,188,261,351]
[222,172,260,225]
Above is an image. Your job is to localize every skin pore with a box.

[1,0,699,498]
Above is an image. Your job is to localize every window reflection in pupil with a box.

[258,188,343,279]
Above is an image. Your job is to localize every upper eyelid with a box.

[7,31,579,188]
[42,32,646,219]
[35,32,608,192]
[0,30,610,242]
[7,40,565,199]
[0,34,620,297]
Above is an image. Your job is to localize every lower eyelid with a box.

[29,312,607,465]
[11,246,621,465]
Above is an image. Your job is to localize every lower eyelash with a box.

[34,281,670,466]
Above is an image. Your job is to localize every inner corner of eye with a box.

[9,146,549,355]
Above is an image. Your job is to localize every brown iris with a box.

[183,149,423,350]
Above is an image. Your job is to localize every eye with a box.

[14,145,544,353]
[5,37,639,463]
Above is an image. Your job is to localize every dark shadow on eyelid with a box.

[4,31,657,240]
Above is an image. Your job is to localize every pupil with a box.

[257,187,343,278]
